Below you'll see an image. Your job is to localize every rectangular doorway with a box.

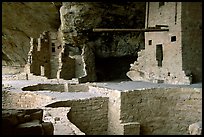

[156,44,163,67]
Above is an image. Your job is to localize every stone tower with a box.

[127,2,202,84]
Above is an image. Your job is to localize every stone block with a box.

[42,122,54,135]
[15,119,44,135]
[121,122,140,135]
[29,109,43,122]
[189,121,202,135]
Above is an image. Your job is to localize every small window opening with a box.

[52,43,55,52]
[156,44,163,67]
[171,36,176,42]
[159,2,165,7]
[149,40,152,45]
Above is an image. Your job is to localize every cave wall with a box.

[59,2,145,57]
[59,2,145,81]
[2,2,146,82]
[181,2,202,83]
[2,2,61,66]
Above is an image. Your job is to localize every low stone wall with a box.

[2,66,24,75]
[2,90,53,109]
[89,86,127,134]
[43,107,85,135]
[46,97,109,135]
[1,109,54,135]
[120,87,202,135]
[22,83,89,92]
[89,86,202,135]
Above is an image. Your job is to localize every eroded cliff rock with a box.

[2,2,61,66]
[2,2,146,81]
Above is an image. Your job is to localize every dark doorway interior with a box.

[95,56,137,82]
[156,44,163,67]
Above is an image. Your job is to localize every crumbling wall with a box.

[25,32,52,78]
[2,2,61,66]
[78,44,97,82]
[127,2,193,85]
[2,90,53,109]
[181,2,202,83]
[46,97,109,135]
[49,31,62,79]
[120,87,202,135]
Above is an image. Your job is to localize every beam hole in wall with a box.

[168,72,170,76]
[156,44,163,67]
[171,36,176,42]
[95,55,137,82]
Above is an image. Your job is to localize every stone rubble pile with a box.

[1,109,54,135]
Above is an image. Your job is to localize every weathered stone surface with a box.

[121,122,140,135]
[189,121,202,135]
[29,109,43,123]
[42,122,54,135]
[2,2,61,66]
[15,120,43,135]
[127,2,202,85]
[1,109,54,135]
[2,110,22,127]
[43,107,85,135]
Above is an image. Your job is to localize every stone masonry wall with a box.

[127,2,193,85]
[120,87,202,135]
[45,97,109,135]
[26,31,52,78]
[89,86,131,135]
[2,91,54,109]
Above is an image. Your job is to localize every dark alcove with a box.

[95,55,137,82]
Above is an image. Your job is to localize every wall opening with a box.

[95,56,137,82]
[171,36,176,42]
[156,44,163,67]
[149,40,152,45]
[52,43,55,52]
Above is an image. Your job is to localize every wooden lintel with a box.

[93,28,169,32]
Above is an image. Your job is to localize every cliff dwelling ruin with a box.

[2,2,202,135]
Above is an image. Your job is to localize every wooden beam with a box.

[155,25,169,27]
[93,28,169,32]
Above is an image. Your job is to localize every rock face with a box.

[189,121,202,135]
[2,2,146,81]
[2,2,61,66]
[59,2,146,81]
[60,2,145,57]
